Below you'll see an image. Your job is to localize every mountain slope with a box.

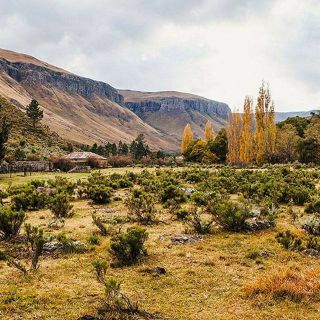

[119,90,230,142]
[0,95,69,160]
[0,48,230,150]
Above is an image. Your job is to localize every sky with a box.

[0,0,319,112]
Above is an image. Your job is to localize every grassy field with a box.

[1,167,320,320]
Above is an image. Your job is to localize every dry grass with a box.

[1,170,320,319]
[245,267,320,302]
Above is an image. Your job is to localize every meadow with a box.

[1,165,320,320]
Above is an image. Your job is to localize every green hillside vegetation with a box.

[0,96,70,162]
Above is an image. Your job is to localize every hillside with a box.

[0,48,230,151]
[0,96,69,160]
[119,90,230,142]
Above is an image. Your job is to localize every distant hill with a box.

[119,90,230,143]
[276,110,319,123]
[0,48,230,151]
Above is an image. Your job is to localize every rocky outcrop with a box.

[120,90,230,141]
[126,97,230,120]
[0,58,124,106]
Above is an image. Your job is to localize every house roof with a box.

[64,152,107,160]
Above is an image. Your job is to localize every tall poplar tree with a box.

[204,121,215,141]
[239,96,254,164]
[181,124,193,155]
[227,111,242,165]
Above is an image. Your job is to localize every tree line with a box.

[181,82,320,165]
[79,134,165,160]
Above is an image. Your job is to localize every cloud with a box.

[0,0,319,111]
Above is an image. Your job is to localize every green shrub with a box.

[109,227,148,265]
[305,197,320,214]
[125,189,157,225]
[0,206,25,239]
[160,184,186,205]
[87,185,112,204]
[88,235,101,245]
[276,230,303,251]
[24,224,47,271]
[47,176,76,195]
[49,193,73,220]
[185,207,214,234]
[12,190,49,211]
[211,200,252,232]
[284,185,310,205]
[176,208,189,220]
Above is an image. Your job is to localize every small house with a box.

[64,152,108,168]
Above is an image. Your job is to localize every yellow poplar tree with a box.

[204,120,215,141]
[254,82,276,163]
[181,123,193,155]
[227,111,242,165]
[239,96,254,164]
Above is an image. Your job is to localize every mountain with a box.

[0,48,230,151]
[276,110,320,123]
[119,90,230,143]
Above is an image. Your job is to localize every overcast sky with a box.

[0,0,319,111]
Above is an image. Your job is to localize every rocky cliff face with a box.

[0,58,124,106]
[120,90,230,141]
[126,97,229,120]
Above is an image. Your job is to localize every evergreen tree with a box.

[26,100,43,129]
[181,124,193,155]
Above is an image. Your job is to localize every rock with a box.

[43,241,62,252]
[180,187,196,196]
[151,267,167,275]
[302,249,320,257]
[245,217,275,231]
[171,234,203,244]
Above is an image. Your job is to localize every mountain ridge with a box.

[0,48,230,150]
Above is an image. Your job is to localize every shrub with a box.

[108,155,133,167]
[185,207,214,234]
[276,230,303,251]
[176,208,189,220]
[125,189,157,225]
[92,213,109,236]
[47,176,76,195]
[24,224,47,271]
[302,216,320,236]
[0,206,25,239]
[87,185,112,204]
[88,235,101,245]
[92,259,138,316]
[49,193,73,220]
[109,227,148,265]
[305,197,320,214]
[0,250,27,275]
[211,200,252,232]
[12,190,49,211]
[56,233,88,253]
[160,184,186,205]
[285,185,310,205]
